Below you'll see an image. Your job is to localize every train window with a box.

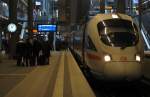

[102,19,133,28]
[97,19,139,47]
[101,32,138,47]
[86,36,97,51]
[97,19,137,34]
[97,22,105,34]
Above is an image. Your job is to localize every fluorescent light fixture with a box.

[56,10,59,18]
[2,2,7,7]
[112,14,119,19]
[35,1,41,5]
[2,31,4,35]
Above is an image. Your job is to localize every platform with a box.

[2,51,95,97]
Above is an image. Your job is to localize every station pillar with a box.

[99,0,105,13]
[116,0,126,13]
[9,0,17,22]
[28,0,33,38]
[0,29,1,62]
[71,0,78,24]
[138,0,142,30]
[130,0,134,15]
[0,27,2,50]
[9,0,19,58]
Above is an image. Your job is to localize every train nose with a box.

[104,62,142,81]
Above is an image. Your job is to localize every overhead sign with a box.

[35,1,41,5]
[133,0,138,4]
[37,24,57,32]
[7,23,17,32]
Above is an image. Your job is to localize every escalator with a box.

[20,22,27,39]
[133,8,150,56]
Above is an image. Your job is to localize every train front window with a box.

[97,19,139,47]
[101,32,138,47]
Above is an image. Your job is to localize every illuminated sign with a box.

[37,24,57,32]
[35,1,41,5]
[32,29,38,33]
[133,0,138,4]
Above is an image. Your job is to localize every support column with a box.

[9,0,18,58]
[28,0,33,38]
[71,0,78,24]
[99,0,105,13]
[76,0,82,23]
[138,0,142,30]
[0,28,1,62]
[116,0,126,13]
[130,0,133,15]
[0,30,1,62]
[76,0,90,24]
[9,0,17,22]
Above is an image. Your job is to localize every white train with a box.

[71,13,144,81]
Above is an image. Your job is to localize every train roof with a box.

[89,13,132,24]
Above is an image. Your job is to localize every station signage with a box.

[37,24,57,32]
[35,1,41,6]
[133,0,138,4]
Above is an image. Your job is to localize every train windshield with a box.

[97,19,139,47]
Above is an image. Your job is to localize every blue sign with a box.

[38,24,57,32]
[133,0,138,4]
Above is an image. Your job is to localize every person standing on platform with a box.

[16,39,25,66]
[33,38,41,66]
[43,41,51,65]
[38,40,45,65]
[25,38,33,66]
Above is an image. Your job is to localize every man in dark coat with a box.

[38,40,45,65]
[43,41,51,65]
[33,38,41,65]
[16,39,26,66]
[25,38,33,66]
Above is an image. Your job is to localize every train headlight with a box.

[136,55,141,62]
[104,55,111,62]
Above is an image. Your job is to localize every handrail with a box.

[133,16,150,50]
[0,14,8,20]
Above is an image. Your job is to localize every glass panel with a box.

[98,19,139,47]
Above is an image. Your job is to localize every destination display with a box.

[38,24,57,32]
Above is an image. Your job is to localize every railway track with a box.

[87,77,150,97]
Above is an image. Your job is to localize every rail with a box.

[133,16,150,50]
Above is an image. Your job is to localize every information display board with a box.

[38,24,57,32]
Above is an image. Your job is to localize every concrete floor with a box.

[0,55,36,97]
[0,51,95,97]
[0,77,23,97]
[0,52,150,97]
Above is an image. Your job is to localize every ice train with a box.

[70,13,144,81]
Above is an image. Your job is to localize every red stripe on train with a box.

[86,53,101,60]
